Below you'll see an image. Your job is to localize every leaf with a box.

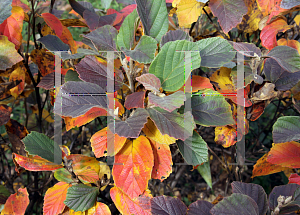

[108,108,149,138]
[178,75,214,92]
[272,116,300,143]
[112,136,154,199]
[122,35,157,63]
[75,55,123,91]
[177,130,208,165]
[66,154,100,184]
[277,38,300,54]
[194,37,235,68]
[231,41,262,57]
[0,0,12,24]
[215,126,237,148]
[0,6,24,49]
[1,188,29,215]
[5,119,27,156]
[0,185,10,204]
[0,104,12,126]
[91,127,127,157]
[110,187,151,215]
[148,107,195,141]
[9,65,25,98]
[82,25,118,58]
[83,10,116,31]
[267,141,300,168]
[64,69,82,82]
[249,102,266,121]
[54,168,74,183]
[136,73,161,93]
[148,91,186,112]
[290,173,300,185]
[55,81,107,118]
[150,196,187,215]
[124,91,146,109]
[231,182,268,215]
[210,193,259,215]
[64,184,99,212]
[149,138,172,181]
[37,35,69,52]
[95,202,112,214]
[117,9,140,50]
[264,58,300,91]
[22,131,62,164]
[187,200,213,215]
[252,153,289,178]
[192,88,235,126]
[41,13,64,37]
[197,160,212,189]
[281,0,300,9]
[108,4,137,30]
[43,182,71,215]
[13,153,63,171]
[136,0,169,42]
[149,40,201,92]
[160,29,192,47]
[37,72,66,90]
[269,184,300,210]
[142,118,176,145]
[256,0,288,23]
[209,0,248,33]
[260,18,292,50]
[0,35,23,70]
[176,0,204,28]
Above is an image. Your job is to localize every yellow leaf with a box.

[142,118,176,145]
[9,66,25,99]
[172,0,182,7]
[32,107,54,123]
[177,0,204,28]
[295,14,300,26]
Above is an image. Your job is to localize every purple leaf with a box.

[231,42,261,57]
[151,196,187,215]
[108,108,149,138]
[83,10,116,31]
[160,30,192,47]
[136,73,161,92]
[37,72,65,90]
[231,182,268,215]
[147,107,195,141]
[124,91,146,110]
[148,91,186,112]
[187,200,213,215]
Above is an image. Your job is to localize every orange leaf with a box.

[66,154,100,183]
[260,18,292,50]
[64,107,107,131]
[256,0,288,22]
[267,141,300,168]
[215,126,237,148]
[0,6,24,49]
[91,127,127,157]
[95,202,111,215]
[112,136,154,199]
[149,138,172,181]
[178,75,214,92]
[249,101,265,121]
[1,188,29,215]
[13,153,63,171]
[277,38,300,54]
[30,49,55,76]
[9,66,25,98]
[252,153,289,178]
[110,187,151,215]
[43,182,71,215]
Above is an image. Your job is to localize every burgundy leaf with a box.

[160,30,192,47]
[136,74,161,93]
[231,42,262,57]
[83,10,116,31]
[37,72,65,90]
[0,104,12,127]
[148,91,186,112]
[187,200,213,215]
[151,196,187,215]
[124,91,146,109]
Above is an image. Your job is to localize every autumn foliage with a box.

[1,0,300,214]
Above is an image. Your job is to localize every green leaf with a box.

[149,40,201,92]
[122,35,157,63]
[64,184,99,212]
[0,36,23,71]
[117,9,140,50]
[194,37,235,68]
[177,130,208,166]
[0,185,10,204]
[54,168,73,183]
[136,0,169,42]
[0,0,12,25]
[101,0,112,9]
[197,160,212,189]
[22,131,62,164]
[192,89,234,126]
[267,46,300,73]
[273,116,300,143]
[64,69,82,82]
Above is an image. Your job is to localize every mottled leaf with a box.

[64,184,99,212]
[136,0,168,42]
[0,35,23,70]
[112,136,154,199]
[272,116,300,143]
[195,37,235,68]
[148,91,186,112]
[1,188,29,215]
[215,126,237,148]
[148,107,195,141]
[136,74,161,93]
[0,104,12,126]
[151,196,187,215]
[160,29,192,47]
[54,168,73,183]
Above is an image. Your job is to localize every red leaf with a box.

[179,75,214,92]
[1,188,29,215]
[41,13,64,37]
[43,182,71,215]
[267,141,300,168]
[112,136,154,199]
[289,173,300,185]
[12,0,30,12]
[125,91,146,109]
